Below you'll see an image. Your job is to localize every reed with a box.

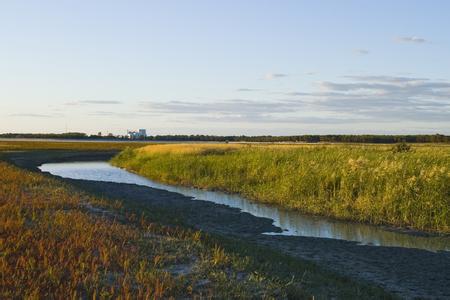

[113,143,450,233]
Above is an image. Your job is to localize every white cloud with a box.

[343,75,427,83]
[140,75,450,125]
[396,36,427,44]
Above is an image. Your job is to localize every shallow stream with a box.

[39,161,450,252]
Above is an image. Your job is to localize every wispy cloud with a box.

[87,110,159,118]
[236,88,261,92]
[396,36,427,44]
[9,113,63,118]
[140,75,450,125]
[140,99,368,124]
[66,100,122,106]
[343,75,427,83]
[354,49,370,55]
[142,99,293,114]
[263,73,288,80]
[285,92,311,96]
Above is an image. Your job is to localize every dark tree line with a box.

[1,133,448,143]
[147,134,449,143]
[0,132,89,139]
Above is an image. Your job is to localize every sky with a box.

[1,0,450,135]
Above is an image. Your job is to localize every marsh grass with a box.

[0,162,309,298]
[0,140,394,299]
[113,143,450,233]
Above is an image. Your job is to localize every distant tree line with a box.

[148,134,449,143]
[0,133,449,143]
[0,132,89,139]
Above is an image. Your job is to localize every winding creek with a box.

[39,161,450,252]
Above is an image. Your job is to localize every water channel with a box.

[39,161,450,252]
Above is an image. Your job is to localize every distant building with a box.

[139,129,147,137]
[127,129,147,140]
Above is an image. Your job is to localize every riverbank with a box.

[0,150,395,299]
[2,149,450,298]
[3,161,317,298]
[112,143,450,233]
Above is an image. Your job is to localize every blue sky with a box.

[1,0,449,135]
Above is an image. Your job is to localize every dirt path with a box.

[3,151,450,299]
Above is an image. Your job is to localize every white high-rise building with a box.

[127,129,147,139]
[138,129,147,137]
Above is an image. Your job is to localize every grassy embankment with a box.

[112,143,450,233]
[0,141,391,298]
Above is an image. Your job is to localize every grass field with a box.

[0,147,391,298]
[0,140,153,151]
[112,143,450,233]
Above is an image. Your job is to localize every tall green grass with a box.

[112,144,450,233]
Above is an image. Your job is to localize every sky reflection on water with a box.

[39,161,450,252]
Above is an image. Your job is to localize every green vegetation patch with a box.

[112,143,450,233]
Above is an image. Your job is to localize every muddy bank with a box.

[2,151,450,299]
[62,179,450,299]
[0,150,119,171]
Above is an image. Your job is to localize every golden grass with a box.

[138,143,244,155]
[114,143,450,233]
[138,142,450,154]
